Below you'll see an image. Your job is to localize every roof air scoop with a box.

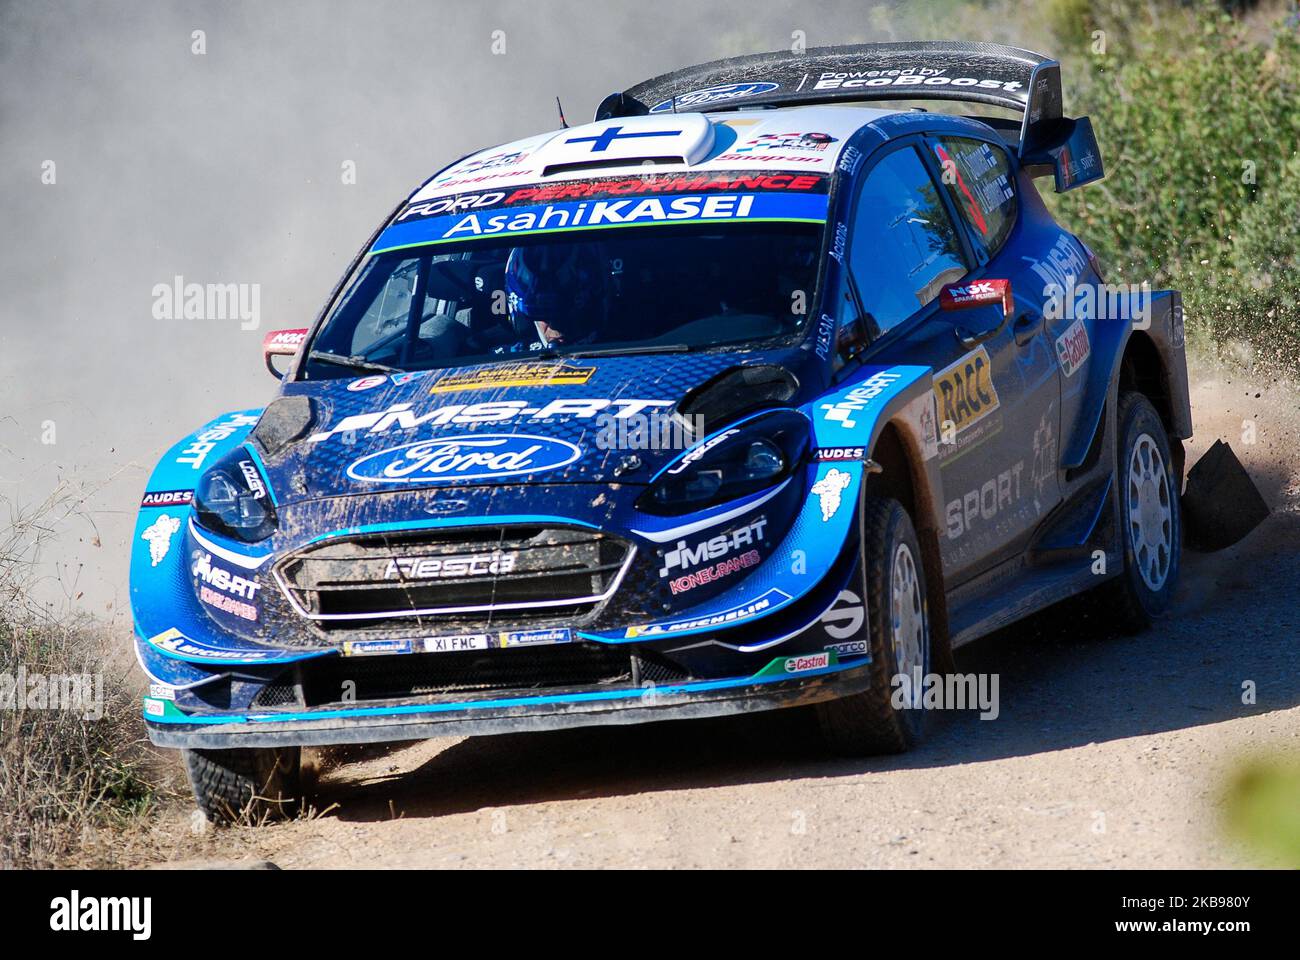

[538,113,714,177]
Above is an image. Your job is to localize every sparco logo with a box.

[385,552,516,579]
[659,516,768,577]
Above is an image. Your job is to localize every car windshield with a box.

[303,221,821,378]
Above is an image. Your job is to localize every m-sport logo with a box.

[347,434,581,484]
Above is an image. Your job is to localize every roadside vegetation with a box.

[1041,0,1300,368]
[0,489,167,868]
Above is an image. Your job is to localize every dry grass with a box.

[0,486,178,868]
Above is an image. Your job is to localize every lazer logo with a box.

[238,460,267,500]
[659,516,768,578]
[666,429,739,475]
[308,398,672,443]
[384,552,516,579]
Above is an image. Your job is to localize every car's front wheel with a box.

[184,746,301,824]
[816,496,930,755]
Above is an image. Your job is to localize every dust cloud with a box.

[0,0,1050,614]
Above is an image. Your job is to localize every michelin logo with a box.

[141,514,181,567]
[810,468,852,522]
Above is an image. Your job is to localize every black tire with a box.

[1103,391,1182,632]
[815,497,931,755]
[183,746,302,824]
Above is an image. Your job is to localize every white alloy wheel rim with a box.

[891,541,926,704]
[1127,432,1174,592]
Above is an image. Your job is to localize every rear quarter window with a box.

[932,137,1017,257]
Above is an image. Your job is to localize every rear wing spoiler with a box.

[596,40,1103,192]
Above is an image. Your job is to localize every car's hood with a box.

[256,349,815,504]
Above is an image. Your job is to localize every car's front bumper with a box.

[144,655,870,749]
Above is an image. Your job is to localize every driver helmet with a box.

[505,242,607,347]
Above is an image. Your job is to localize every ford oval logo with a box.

[347,434,581,484]
[650,81,779,113]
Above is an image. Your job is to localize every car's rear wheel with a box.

[1103,390,1182,632]
[816,496,930,755]
[184,746,301,824]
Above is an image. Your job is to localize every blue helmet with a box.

[504,242,607,345]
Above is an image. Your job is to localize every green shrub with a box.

[1045,3,1300,366]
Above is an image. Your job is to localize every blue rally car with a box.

[132,41,1191,821]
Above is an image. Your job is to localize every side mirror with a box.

[262,329,308,379]
[939,279,1013,317]
[939,279,1012,348]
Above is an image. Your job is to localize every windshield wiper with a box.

[560,344,691,358]
[308,351,401,374]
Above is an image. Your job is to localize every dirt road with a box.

[150,359,1300,868]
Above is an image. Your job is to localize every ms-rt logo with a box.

[49,891,151,940]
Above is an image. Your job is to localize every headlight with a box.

[638,411,808,516]
[193,449,277,543]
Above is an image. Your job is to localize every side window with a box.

[848,146,968,337]
[348,257,421,356]
[932,137,1017,257]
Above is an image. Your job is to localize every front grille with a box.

[296,644,635,706]
[275,525,633,628]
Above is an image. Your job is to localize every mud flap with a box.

[1181,440,1270,551]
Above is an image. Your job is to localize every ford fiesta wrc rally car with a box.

[131,41,1191,822]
